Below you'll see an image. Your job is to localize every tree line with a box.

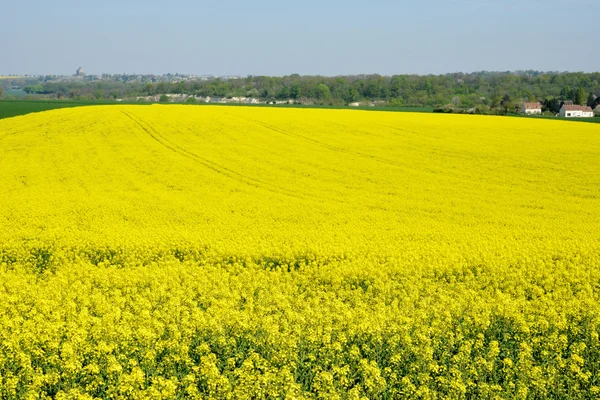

[6,71,600,114]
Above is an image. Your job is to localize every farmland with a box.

[0,100,114,121]
[0,99,436,122]
[1,99,598,125]
[1,105,600,398]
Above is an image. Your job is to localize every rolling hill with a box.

[1,105,599,398]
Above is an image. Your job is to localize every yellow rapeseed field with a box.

[1,105,599,399]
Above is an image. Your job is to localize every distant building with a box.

[559,105,594,118]
[75,67,85,77]
[522,102,542,115]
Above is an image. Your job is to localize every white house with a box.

[559,105,594,118]
[522,102,542,114]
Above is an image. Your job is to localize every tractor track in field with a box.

[234,115,427,174]
[237,114,523,190]
[120,109,328,204]
[119,109,401,212]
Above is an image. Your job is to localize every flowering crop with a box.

[1,105,600,398]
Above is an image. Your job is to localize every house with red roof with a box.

[559,105,594,118]
[521,102,542,115]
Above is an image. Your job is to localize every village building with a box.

[521,102,542,115]
[559,105,594,118]
[75,67,85,77]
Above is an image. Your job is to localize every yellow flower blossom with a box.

[0,105,599,397]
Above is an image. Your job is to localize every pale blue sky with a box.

[1,0,598,76]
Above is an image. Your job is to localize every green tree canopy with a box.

[576,87,586,105]
[9,71,600,112]
[316,84,332,100]
[587,92,595,107]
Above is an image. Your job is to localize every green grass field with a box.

[0,100,106,120]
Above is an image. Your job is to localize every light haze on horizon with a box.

[1,0,598,76]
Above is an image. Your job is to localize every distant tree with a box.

[275,85,291,100]
[576,87,586,105]
[500,94,518,114]
[185,96,196,104]
[390,75,407,98]
[587,93,596,107]
[24,84,44,94]
[490,95,503,108]
[174,81,186,94]
[143,82,154,95]
[560,86,574,101]
[289,84,301,99]
[342,87,359,103]
[156,82,169,94]
[7,71,600,109]
[246,88,260,98]
[0,87,3,98]
[316,84,332,100]
[388,98,402,107]
[159,94,169,103]
[543,97,561,114]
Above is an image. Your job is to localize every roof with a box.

[523,102,541,109]
[562,105,593,112]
